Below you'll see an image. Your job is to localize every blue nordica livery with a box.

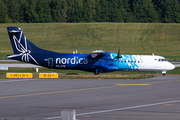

[7,27,175,75]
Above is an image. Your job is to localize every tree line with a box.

[0,0,180,23]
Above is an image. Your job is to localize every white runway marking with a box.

[45,100,180,119]
[0,79,37,83]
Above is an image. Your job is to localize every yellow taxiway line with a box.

[1,79,179,99]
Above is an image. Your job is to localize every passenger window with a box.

[131,61,133,63]
[134,61,136,63]
[121,60,123,63]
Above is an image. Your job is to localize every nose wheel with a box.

[162,71,166,76]
[162,73,166,76]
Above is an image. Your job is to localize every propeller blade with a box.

[118,47,120,62]
[118,47,120,58]
[117,47,122,58]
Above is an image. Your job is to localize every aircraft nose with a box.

[170,64,175,70]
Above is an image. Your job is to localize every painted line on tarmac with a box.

[115,84,151,86]
[0,79,38,83]
[145,80,180,84]
[115,79,180,86]
[0,85,118,99]
[0,82,153,99]
[45,100,180,119]
[1,79,179,99]
[100,115,180,119]
[123,111,180,115]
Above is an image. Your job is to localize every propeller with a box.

[116,47,122,70]
[117,47,122,59]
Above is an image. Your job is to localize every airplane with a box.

[6,27,175,76]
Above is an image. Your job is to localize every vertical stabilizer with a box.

[7,27,40,65]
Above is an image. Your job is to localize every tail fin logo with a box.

[8,31,39,65]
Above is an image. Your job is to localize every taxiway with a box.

[0,75,180,120]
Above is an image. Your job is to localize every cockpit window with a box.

[158,59,167,62]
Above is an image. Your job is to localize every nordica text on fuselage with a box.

[56,56,88,65]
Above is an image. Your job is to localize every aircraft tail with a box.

[7,27,42,64]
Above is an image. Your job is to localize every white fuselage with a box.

[131,55,175,72]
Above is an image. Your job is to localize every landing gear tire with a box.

[162,71,166,76]
[94,72,99,75]
[162,73,166,76]
[94,69,102,75]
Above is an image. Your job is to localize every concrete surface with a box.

[0,75,180,120]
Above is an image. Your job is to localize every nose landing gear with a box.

[162,71,166,76]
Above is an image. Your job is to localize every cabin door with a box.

[48,58,53,67]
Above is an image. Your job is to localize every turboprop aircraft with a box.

[6,27,175,75]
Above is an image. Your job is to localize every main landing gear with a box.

[94,69,102,75]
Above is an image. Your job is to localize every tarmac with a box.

[0,75,180,120]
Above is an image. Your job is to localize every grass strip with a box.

[0,23,180,60]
